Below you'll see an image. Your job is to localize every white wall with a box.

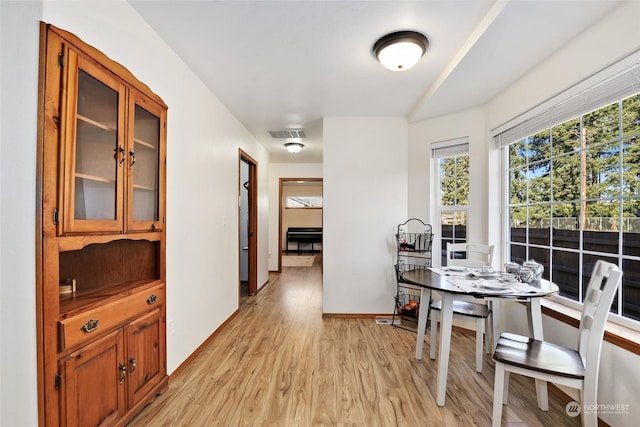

[323,117,408,314]
[1,2,43,426]
[0,2,269,425]
[408,107,489,265]
[267,162,322,271]
[406,2,640,426]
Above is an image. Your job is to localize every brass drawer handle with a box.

[80,319,99,333]
[147,294,157,304]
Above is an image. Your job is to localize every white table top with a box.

[400,268,559,299]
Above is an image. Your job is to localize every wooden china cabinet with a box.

[36,23,168,426]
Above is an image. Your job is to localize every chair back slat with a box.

[587,288,602,304]
[581,314,593,334]
[446,243,494,268]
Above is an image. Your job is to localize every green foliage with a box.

[508,95,640,225]
[440,155,469,206]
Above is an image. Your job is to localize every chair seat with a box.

[430,299,490,319]
[493,333,585,379]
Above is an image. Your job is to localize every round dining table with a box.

[400,267,559,406]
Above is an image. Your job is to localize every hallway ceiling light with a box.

[284,142,304,153]
[372,31,429,72]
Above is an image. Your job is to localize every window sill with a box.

[541,299,640,356]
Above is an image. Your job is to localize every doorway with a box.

[239,151,258,303]
[278,178,323,271]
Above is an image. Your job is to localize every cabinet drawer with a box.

[58,284,164,351]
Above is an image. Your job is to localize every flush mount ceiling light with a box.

[372,30,429,72]
[284,142,304,153]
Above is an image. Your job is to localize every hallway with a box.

[128,257,578,426]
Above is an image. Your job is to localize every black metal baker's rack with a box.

[393,218,434,331]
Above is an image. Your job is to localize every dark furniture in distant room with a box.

[286,227,322,253]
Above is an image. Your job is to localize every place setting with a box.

[428,265,471,276]
[450,274,517,294]
[448,262,547,294]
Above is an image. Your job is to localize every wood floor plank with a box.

[127,254,580,426]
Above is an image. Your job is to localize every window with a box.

[504,94,640,326]
[433,138,469,266]
[285,196,322,208]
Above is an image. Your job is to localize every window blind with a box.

[432,137,469,158]
[493,57,640,148]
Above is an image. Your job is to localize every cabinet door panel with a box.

[60,329,125,427]
[127,90,166,232]
[60,47,125,234]
[125,308,165,407]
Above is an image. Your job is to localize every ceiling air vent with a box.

[268,129,306,139]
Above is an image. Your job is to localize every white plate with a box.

[471,271,499,277]
[446,266,467,272]
[479,281,511,290]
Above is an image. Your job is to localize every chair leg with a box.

[535,379,549,411]
[475,318,483,372]
[502,371,510,404]
[492,362,506,427]
[581,380,598,427]
[429,308,438,360]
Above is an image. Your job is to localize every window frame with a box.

[284,195,323,209]
[433,137,470,267]
[500,98,640,332]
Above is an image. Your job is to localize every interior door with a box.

[239,151,258,298]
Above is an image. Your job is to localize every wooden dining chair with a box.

[491,260,622,427]
[430,242,495,372]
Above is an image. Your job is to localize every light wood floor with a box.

[127,254,580,426]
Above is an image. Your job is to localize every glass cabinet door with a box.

[127,90,166,232]
[61,49,125,234]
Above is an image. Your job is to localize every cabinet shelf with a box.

[78,113,116,133]
[133,183,155,191]
[133,137,156,150]
[75,172,116,184]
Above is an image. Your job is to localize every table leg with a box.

[490,298,500,351]
[526,298,549,410]
[415,287,429,360]
[527,298,543,339]
[436,293,454,406]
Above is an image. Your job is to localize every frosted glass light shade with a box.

[373,31,429,72]
[284,142,304,153]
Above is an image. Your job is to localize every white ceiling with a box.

[129,0,622,163]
